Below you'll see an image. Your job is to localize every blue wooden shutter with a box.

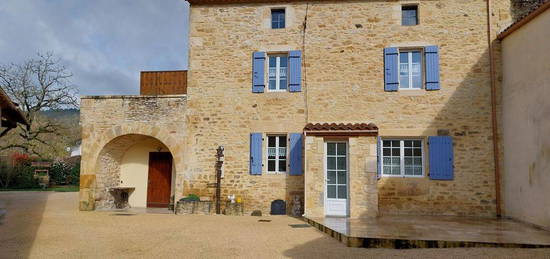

[289,50,302,92]
[250,133,263,175]
[289,133,303,176]
[425,46,440,90]
[252,52,265,93]
[429,136,454,180]
[384,47,399,91]
[377,136,382,179]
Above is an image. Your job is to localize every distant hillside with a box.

[1,109,81,159]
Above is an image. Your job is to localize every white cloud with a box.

[0,0,189,95]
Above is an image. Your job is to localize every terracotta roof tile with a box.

[304,123,378,131]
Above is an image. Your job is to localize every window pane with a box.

[327,143,336,155]
[268,160,276,172]
[391,166,401,175]
[392,157,401,166]
[268,147,276,159]
[404,166,414,175]
[279,136,287,147]
[414,167,422,175]
[405,157,413,165]
[404,140,413,147]
[327,171,336,184]
[337,157,346,170]
[269,80,276,90]
[383,166,391,174]
[337,171,347,185]
[279,160,286,172]
[279,79,287,90]
[327,157,336,170]
[383,148,391,156]
[392,148,400,156]
[327,185,336,199]
[383,140,391,147]
[414,148,422,156]
[279,147,286,158]
[269,56,277,68]
[338,185,347,199]
[405,148,413,156]
[268,136,276,147]
[391,140,400,147]
[383,157,392,166]
[402,7,418,26]
[279,56,288,67]
[337,143,346,155]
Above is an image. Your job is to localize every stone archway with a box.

[92,134,176,209]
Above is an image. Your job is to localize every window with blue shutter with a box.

[425,46,440,90]
[288,50,302,92]
[250,133,263,175]
[384,47,399,91]
[289,133,303,176]
[428,136,454,180]
[252,52,266,93]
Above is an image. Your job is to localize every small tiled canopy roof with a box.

[304,123,378,136]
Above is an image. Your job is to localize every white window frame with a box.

[266,54,288,92]
[266,135,288,174]
[381,139,425,178]
[398,49,424,90]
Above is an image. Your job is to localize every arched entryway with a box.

[94,134,175,209]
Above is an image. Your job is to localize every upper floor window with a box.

[399,50,422,89]
[268,54,288,91]
[382,139,424,177]
[267,135,287,173]
[402,5,418,26]
[271,9,285,29]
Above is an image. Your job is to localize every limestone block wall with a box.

[79,95,187,210]
[188,0,516,217]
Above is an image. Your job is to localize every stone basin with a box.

[109,187,135,209]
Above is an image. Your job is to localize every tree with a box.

[0,53,78,157]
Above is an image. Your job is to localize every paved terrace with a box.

[305,216,550,249]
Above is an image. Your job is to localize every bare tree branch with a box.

[0,52,78,156]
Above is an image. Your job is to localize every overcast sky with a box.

[0,0,189,96]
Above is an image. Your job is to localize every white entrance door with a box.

[325,142,349,217]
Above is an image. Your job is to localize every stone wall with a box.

[188,0,515,217]
[79,95,187,210]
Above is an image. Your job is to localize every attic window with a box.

[271,9,285,29]
[402,5,418,26]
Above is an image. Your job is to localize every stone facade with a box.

[80,0,521,217]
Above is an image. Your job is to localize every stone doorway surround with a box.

[303,123,379,219]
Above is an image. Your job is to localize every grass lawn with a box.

[0,185,79,192]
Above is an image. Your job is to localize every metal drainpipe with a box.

[486,0,502,217]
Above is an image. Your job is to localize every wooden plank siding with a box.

[140,70,187,95]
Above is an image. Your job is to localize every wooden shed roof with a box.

[0,87,28,127]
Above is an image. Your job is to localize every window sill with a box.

[266,171,287,175]
[381,175,424,178]
[398,89,426,96]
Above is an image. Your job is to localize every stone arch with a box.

[91,126,183,209]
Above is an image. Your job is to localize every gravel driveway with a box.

[0,192,549,258]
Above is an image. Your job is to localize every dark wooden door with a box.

[147,152,173,208]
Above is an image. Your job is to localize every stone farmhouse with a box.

[79,0,546,227]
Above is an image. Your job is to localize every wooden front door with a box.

[147,152,172,208]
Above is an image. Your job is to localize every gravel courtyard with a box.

[1,192,549,259]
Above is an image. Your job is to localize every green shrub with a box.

[180,194,200,202]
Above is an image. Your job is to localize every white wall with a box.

[119,139,173,208]
[501,9,550,229]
